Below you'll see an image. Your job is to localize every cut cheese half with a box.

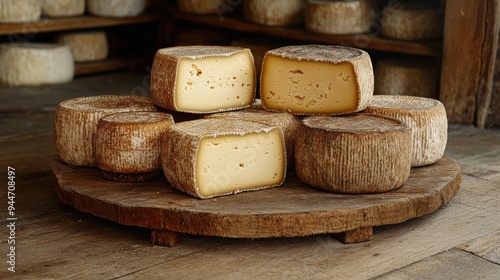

[0,0,41,23]
[87,0,145,17]
[296,114,412,194]
[150,46,256,113]
[57,31,109,62]
[244,0,304,26]
[177,0,226,14]
[260,45,374,115]
[161,119,286,199]
[42,0,85,17]
[364,95,448,167]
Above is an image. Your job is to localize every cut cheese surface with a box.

[57,31,108,62]
[42,0,85,17]
[244,0,304,26]
[261,45,373,115]
[87,0,145,17]
[0,0,41,23]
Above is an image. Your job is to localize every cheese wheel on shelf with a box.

[364,95,448,167]
[150,46,256,114]
[305,0,375,35]
[54,95,156,167]
[161,119,286,199]
[0,43,74,86]
[42,0,85,18]
[0,0,41,23]
[57,31,109,62]
[244,0,304,26]
[296,114,412,194]
[87,0,145,17]
[176,0,226,14]
[95,111,174,182]
[260,45,374,115]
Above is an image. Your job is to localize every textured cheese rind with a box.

[54,95,156,167]
[364,95,448,167]
[244,0,304,26]
[260,45,374,115]
[381,4,444,40]
[42,0,85,17]
[161,119,287,199]
[0,0,41,23]
[295,114,412,194]
[87,0,145,17]
[177,0,226,14]
[57,31,109,62]
[0,43,74,86]
[150,46,256,113]
[305,0,375,35]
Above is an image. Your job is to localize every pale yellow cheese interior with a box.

[175,51,255,112]
[261,55,359,114]
[196,129,285,198]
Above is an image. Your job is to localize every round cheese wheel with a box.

[0,0,41,23]
[305,0,375,35]
[364,95,448,167]
[0,43,74,86]
[374,58,439,99]
[296,114,412,194]
[95,111,175,182]
[57,31,109,62]
[87,0,145,17]
[42,0,85,18]
[244,0,304,26]
[54,95,156,167]
[176,0,226,14]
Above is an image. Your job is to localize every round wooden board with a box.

[52,156,461,245]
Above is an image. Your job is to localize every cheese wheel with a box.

[150,46,256,114]
[95,111,174,182]
[176,0,226,14]
[305,0,375,35]
[260,45,374,115]
[364,95,448,167]
[381,3,444,41]
[244,0,304,26]
[0,43,74,86]
[296,114,412,194]
[57,31,109,62]
[161,119,287,199]
[0,0,41,23]
[42,0,85,17]
[54,95,156,167]
[87,0,145,17]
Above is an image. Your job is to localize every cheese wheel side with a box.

[42,0,85,17]
[0,0,41,23]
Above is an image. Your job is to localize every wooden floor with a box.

[1,72,499,279]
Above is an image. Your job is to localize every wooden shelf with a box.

[74,56,152,76]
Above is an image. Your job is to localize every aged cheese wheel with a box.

[374,58,439,99]
[0,43,74,86]
[260,45,374,115]
[176,0,226,14]
[296,114,412,194]
[161,119,286,199]
[87,0,145,17]
[0,0,41,23]
[150,46,256,113]
[364,95,448,167]
[381,3,444,40]
[95,111,174,182]
[305,0,375,35]
[57,31,109,62]
[244,0,304,26]
[42,0,85,17]
[54,95,156,167]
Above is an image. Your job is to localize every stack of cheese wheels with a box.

[177,0,227,14]
[260,45,374,115]
[244,0,304,26]
[295,114,412,194]
[161,119,286,199]
[57,31,109,62]
[364,95,448,167]
[305,0,375,35]
[150,46,256,113]
[87,0,145,17]
[42,0,85,18]
[0,0,41,23]
[95,111,175,182]
[0,43,74,86]
[54,95,156,167]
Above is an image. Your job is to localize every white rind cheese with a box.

[57,31,109,62]
[244,0,304,26]
[150,46,256,114]
[364,95,448,167]
[0,0,41,23]
[54,95,156,167]
[0,43,74,86]
[260,45,374,115]
[42,0,85,18]
[87,0,145,17]
[295,114,412,194]
[177,0,226,14]
[161,119,287,199]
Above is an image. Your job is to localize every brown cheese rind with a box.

[244,0,305,26]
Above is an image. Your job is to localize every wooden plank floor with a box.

[1,72,499,279]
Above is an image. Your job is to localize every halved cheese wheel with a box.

[42,0,85,18]
[244,0,304,26]
[87,0,145,17]
[176,0,226,14]
[0,0,41,23]
[57,31,109,62]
